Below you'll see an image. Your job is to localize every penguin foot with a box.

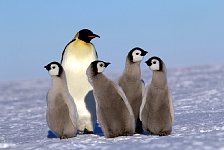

[147,130,154,136]
[159,132,169,136]
[59,135,68,139]
[123,131,134,136]
[106,134,118,138]
[83,128,94,134]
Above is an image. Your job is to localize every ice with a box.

[0,65,224,150]
[0,143,16,149]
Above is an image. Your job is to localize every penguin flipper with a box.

[139,84,149,121]
[113,83,134,118]
[66,95,79,132]
[168,88,174,124]
[68,107,79,131]
[141,79,145,97]
[112,83,135,131]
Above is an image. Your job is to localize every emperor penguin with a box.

[140,56,174,136]
[118,47,148,133]
[61,29,100,133]
[44,62,79,139]
[86,60,135,138]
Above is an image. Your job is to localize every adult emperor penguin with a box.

[86,60,135,138]
[61,29,100,133]
[45,62,79,139]
[140,56,174,136]
[118,47,148,133]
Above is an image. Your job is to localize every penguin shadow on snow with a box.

[84,90,104,136]
[47,130,57,138]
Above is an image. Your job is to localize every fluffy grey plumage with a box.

[45,62,79,139]
[118,47,147,133]
[87,60,135,138]
[140,57,174,136]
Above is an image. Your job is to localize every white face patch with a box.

[132,50,144,62]
[48,64,60,76]
[150,59,160,71]
[97,62,106,73]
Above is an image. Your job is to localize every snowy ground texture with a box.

[1,65,224,150]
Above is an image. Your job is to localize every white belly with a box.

[62,40,97,131]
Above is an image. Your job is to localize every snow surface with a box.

[1,65,224,150]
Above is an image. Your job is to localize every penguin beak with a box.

[105,62,111,67]
[44,65,50,71]
[145,60,151,66]
[88,34,100,39]
[141,51,148,56]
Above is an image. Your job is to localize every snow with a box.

[1,65,224,150]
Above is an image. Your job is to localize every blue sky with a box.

[0,0,224,80]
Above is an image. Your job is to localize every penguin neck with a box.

[51,72,68,90]
[91,73,109,87]
[151,70,167,89]
[123,58,141,81]
[68,38,96,61]
[76,38,93,47]
[96,73,108,81]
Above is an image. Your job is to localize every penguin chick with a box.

[118,47,148,133]
[140,56,174,136]
[61,29,100,133]
[45,62,79,139]
[86,60,135,138]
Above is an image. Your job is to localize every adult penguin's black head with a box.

[77,29,100,43]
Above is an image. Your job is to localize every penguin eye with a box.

[152,61,156,64]
[100,64,104,67]
[136,53,139,55]
[52,66,56,69]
